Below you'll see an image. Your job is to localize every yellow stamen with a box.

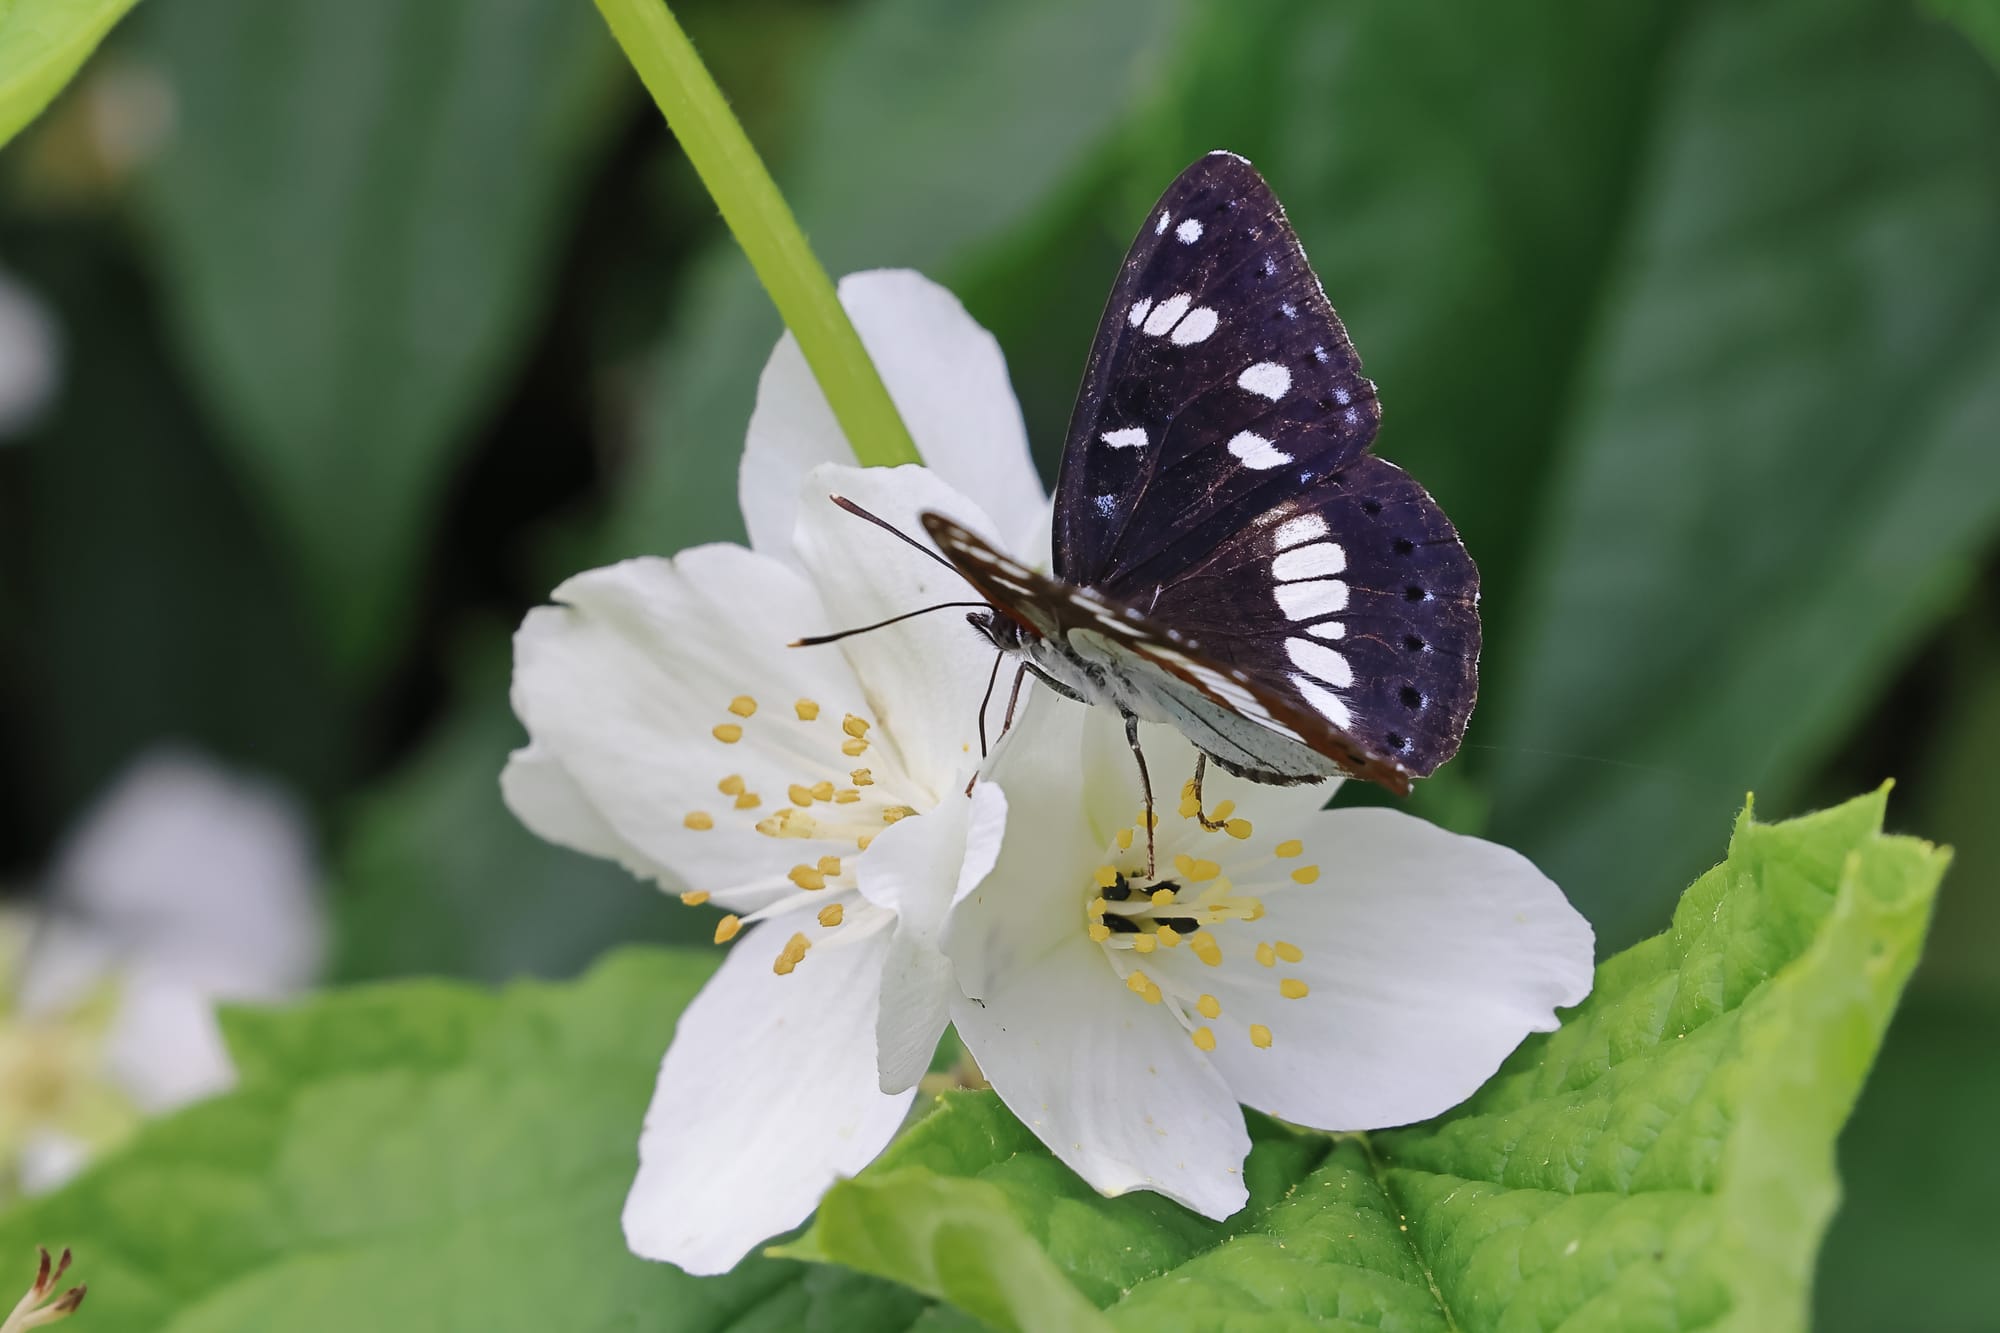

[850,767,874,786]
[1088,896,1108,919]
[1190,932,1223,966]
[680,890,711,907]
[842,713,870,738]
[1115,828,1134,851]
[1191,1026,1217,1052]
[1150,887,1176,907]
[1125,970,1163,1004]
[728,695,757,717]
[842,738,870,757]
[1292,865,1320,884]
[714,914,742,944]
[1280,978,1310,999]
[795,698,820,720]
[773,931,811,975]
[1186,858,1222,883]
[788,865,826,891]
[1225,818,1253,840]
[734,791,761,810]
[811,780,835,802]
[719,774,746,796]
[1196,993,1221,1019]
[1275,839,1303,858]
[1094,865,1119,889]
[1088,922,1111,943]
[1132,934,1157,954]
[788,784,816,807]
[1255,942,1277,968]
[817,903,844,928]
[817,855,842,876]
[712,723,744,743]
[1141,810,1159,829]
[1211,799,1236,821]
[683,811,714,831]
[882,805,915,823]
[1178,794,1201,818]
[856,832,875,851]
[1275,941,1304,963]
[1173,853,1196,878]
[1250,1023,1274,1049]
[834,788,861,803]
[1155,925,1181,947]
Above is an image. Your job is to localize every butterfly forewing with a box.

[1052,151,1381,594]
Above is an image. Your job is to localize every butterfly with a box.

[819,152,1479,848]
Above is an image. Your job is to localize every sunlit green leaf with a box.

[0,0,143,149]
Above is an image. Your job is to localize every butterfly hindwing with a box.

[1052,151,1381,594]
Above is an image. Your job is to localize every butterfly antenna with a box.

[828,495,962,574]
[1124,714,1156,877]
[791,600,990,648]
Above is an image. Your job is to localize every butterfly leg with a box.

[1124,713,1156,877]
[967,659,1032,797]
[1186,754,1230,832]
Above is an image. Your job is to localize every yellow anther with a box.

[1243,900,1267,922]
[817,855,842,876]
[788,865,826,891]
[734,791,761,810]
[795,699,820,720]
[719,774,746,796]
[773,931,811,975]
[850,767,874,786]
[683,811,714,831]
[1094,865,1120,889]
[1196,993,1221,1019]
[1130,933,1156,954]
[713,723,744,743]
[1155,925,1181,947]
[1173,853,1196,878]
[1255,942,1277,968]
[1275,839,1304,858]
[1191,1026,1218,1052]
[1249,1023,1274,1049]
[1116,828,1134,851]
[1292,865,1321,885]
[1190,932,1223,966]
[811,780,835,802]
[1150,887,1176,907]
[1125,970,1163,1004]
[1141,810,1159,829]
[817,903,845,928]
[1211,799,1236,821]
[1225,819,1253,840]
[842,738,870,757]
[713,914,742,944]
[857,832,875,851]
[1178,795,1202,818]
[882,805,915,824]
[1180,779,1199,799]
[680,890,711,907]
[834,788,861,804]
[1280,978,1310,999]
[1187,858,1222,883]
[842,713,870,738]
[728,695,757,717]
[1088,922,1112,943]
[1275,941,1304,963]
[788,784,817,807]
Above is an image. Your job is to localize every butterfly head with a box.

[968,608,1030,653]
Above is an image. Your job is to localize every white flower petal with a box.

[623,906,912,1274]
[1073,710,1338,842]
[500,742,667,882]
[741,269,1045,567]
[948,933,1250,1220]
[509,548,889,908]
[101,970,236,1113]
[795,462,1010,802]
[859,782,1008,1093]
[1166,806,1593,1130]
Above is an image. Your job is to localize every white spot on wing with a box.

[1143,293,1191,337]
[1288,637,1354,688]
[1272,541,1346,581]
[1280,302,1297,319]
[1228,431,1291,470]
[1275,579,1348,620]
[1334,386,1351,405]
[1128,297,1153,328]
[1156,210,1171,236]
[1238,361,1290,400]
[1170,307,1219,345]
[1176,217,1203,245]
[1093,493,1117,517]
[1290,673,1353,729]
[1273,513,1328,549]
[1307,620,1346,640]
[1100,427,1148,450]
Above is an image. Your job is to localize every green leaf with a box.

[0,0,144,149]
[131,0,626,676]
[602,0,1189,560]
[0,948,935,1331]
[1480,0,2000,945]
[792,791,1946,1332]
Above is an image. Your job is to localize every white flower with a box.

[502,270,1045,1275]
[0,267,60,441]
[4,748,324,1196]
[942,693,1594,1218]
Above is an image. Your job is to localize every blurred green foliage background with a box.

[0,0,1995,1325]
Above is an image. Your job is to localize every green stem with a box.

[594,0,921,468]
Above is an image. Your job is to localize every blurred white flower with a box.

[1,748,324,1197]
[0,267,60,441]
[943,694,1595,1218]
[503,270,1048,1275]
